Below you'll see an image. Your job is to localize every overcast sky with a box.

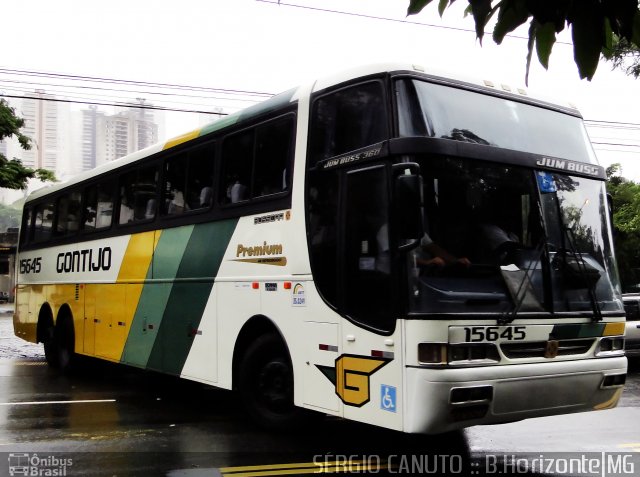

[3,0,640,179]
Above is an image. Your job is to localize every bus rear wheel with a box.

[238,333,308,430]
[43,313,75,372]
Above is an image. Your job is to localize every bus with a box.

[14,63,627,434]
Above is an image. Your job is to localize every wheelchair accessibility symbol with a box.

[380,384,396,413]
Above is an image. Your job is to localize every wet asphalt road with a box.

[1,311,640,476]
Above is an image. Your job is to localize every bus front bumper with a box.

[403,356,627,434]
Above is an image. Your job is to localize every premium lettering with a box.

[236,242,283,257]
[56,247,112,273]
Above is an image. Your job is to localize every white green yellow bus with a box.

[14,63,627,434]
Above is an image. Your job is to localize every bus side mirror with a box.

[394,169,424,247]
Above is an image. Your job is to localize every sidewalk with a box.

[0,304,14,316]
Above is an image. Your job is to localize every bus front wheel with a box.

[238,333,307,430]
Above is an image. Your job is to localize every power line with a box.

[0,77,265,104]
[257,0,572,45]
[592,141,640,149]
[0,93,229,116]
[0,84,258,112]
[0,67,274,98]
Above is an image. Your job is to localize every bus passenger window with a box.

[55,191,82,236]
[163,154,188,215]
[19,207,33,246]
[254,118,293,198]
[220,130,252,204]
[119,165,158,224]
[162,144,214,215]
[83,180,116,231]
[187,146,214,210]
[33,202,55,243]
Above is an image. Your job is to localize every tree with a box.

[0,99,56,190]
[407,0,640,84]
[606,163,640,291]
[607,34,640,78]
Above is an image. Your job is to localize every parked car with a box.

[622,294,640,358]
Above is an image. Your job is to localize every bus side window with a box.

[33,202,55,243]
[163,153,188,215]
[55,191,82,237]
[83,180,116,231]
[187,144,215,210]
[20,207,33,246]
[162,143,215,216]
[119,165,158,224]
[309,81,388,166]
[220,130,253,204]
[254,117,293,198]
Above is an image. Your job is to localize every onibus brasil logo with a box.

[8,453,73,476]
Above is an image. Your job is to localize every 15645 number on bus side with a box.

[19,257,42,274]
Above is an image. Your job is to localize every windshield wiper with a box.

[557,227,603,322]
[498,238,545,325]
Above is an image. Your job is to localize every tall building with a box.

[81,105,104,171]
[79,100,160,171]
[20,90,69,172]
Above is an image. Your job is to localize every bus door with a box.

[85,283,126,361]
[338,164,404,431]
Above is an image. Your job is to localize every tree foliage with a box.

[607,34,640,78]
[606,163,640,291]
[0,99,56,190]
[407,0,640,84]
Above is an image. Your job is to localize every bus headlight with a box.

[418,343,500,366]
[417,343,447,365]
[597,337,625,356]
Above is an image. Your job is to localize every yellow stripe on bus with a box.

[117,231,160,282]
[163,129,201,150]
[603,322,625,336]
[108,231,161,361]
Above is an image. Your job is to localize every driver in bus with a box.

[416,233,471,268]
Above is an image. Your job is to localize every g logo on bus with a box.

[317,355,391,407]
[544,340,560,359]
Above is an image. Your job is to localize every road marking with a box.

[618,443,640,452]
[0,399,116,406]
[220,460,393,476]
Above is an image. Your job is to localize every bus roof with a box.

[24,62,580,203]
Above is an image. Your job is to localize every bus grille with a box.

[500,339,595,359]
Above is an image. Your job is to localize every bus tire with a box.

[43,325,58,368]
[55,322,75,372]
[238,333,308,430]
[52,310,76,373]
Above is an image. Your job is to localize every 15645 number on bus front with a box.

[464,326,527,342]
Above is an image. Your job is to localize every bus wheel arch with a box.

[233,316,310,430]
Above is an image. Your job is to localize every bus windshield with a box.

[396,78,598,163]
[407,156,622,316]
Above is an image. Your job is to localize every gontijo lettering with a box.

[56,247,112,273]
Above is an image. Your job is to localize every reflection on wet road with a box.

[1,312,640,476]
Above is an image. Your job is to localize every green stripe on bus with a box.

[146,219,238,375]
[550,323,606,339]
[121,226,195,367]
